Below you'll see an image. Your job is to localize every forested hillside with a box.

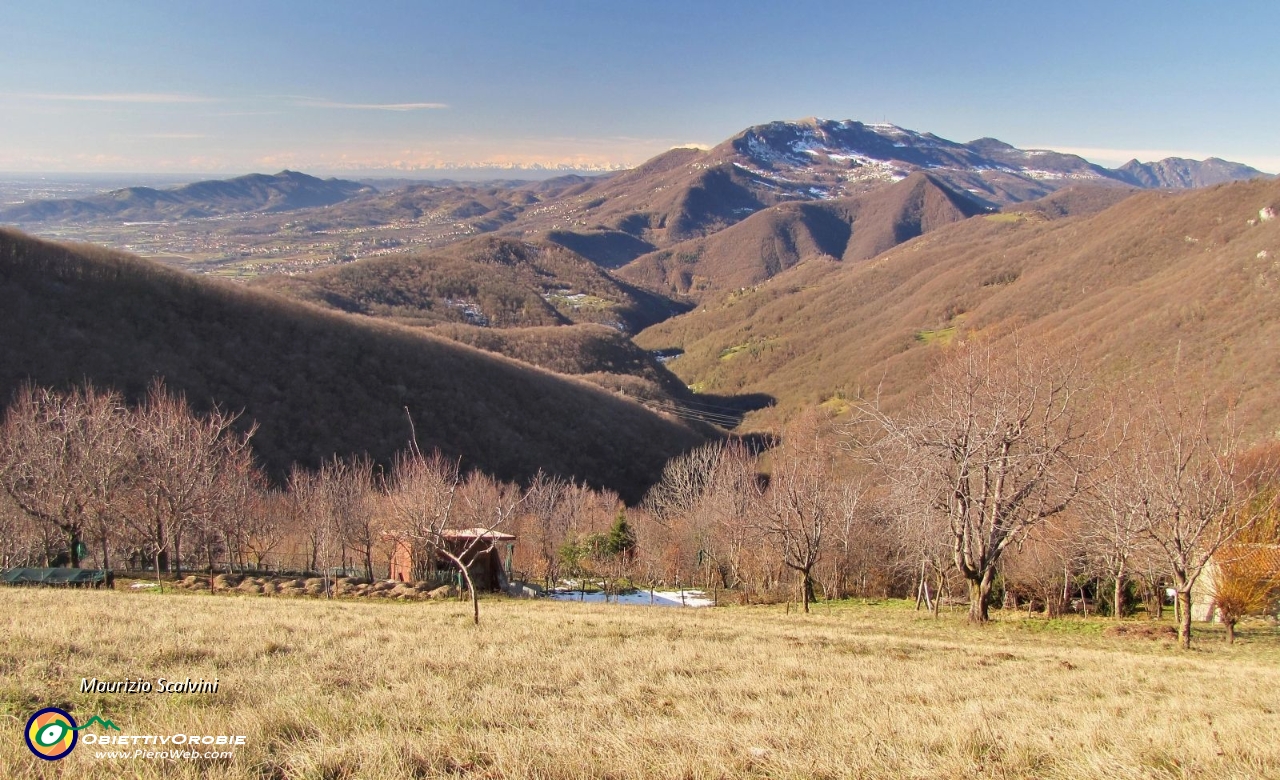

[0,229,706,500]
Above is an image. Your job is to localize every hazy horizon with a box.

[2,139,1273,185]
[2,1,1277,174]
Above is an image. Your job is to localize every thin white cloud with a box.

[16,92,217,104]
[288,96,447,111]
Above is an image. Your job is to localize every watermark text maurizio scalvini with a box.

[81,677,220,694]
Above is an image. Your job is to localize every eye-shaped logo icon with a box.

[25,707,78,760]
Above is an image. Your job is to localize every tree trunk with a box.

[1225,619,1236,645]
[801,570,814,613]
[170,518,183,577]
[462,565,478,625]
[440,549,480,625]
[1113,569,1125,620]
[968,570,993,623]
[1176,589,1193,649]
[914,561,926,611]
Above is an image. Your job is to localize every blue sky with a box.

[1,1,1276,174]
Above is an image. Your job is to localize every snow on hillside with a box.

[729,119,1111,194]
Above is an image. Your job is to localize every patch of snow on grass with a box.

[548,588,715,608]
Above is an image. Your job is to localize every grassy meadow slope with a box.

[2,589,1277,780]
[0,229,705,500]
[637,178,1280,437]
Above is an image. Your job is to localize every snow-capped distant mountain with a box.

[497,118,1272,261]
[702,119,1264,207]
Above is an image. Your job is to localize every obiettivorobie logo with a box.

[24,708,121,761]
[25,706,248,762]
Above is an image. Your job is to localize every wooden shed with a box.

[388,528,516,591]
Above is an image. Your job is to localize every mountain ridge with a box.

[0,170,373,224]
[616,172,989,297]
[506,119,1270,268]
[1114,157,1270,189]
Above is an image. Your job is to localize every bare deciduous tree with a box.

[243,488,290,571]
[323,455,380,581]
[384,449,460,581]
[1085,447,1156,620]
[643,442,727,525]
[386,449,524,624]
[822,477,890,601]
[0,384,134,569]
[450,470,527,620]
[892,499,952,617]
[0,491,42,568]
[129,381,255,581]
[1128,390,1251,648]
[759,411,836,613]
[644,441,765,597]
[521,470,571,589]
[1003,514,1089,617]
[862,340,1098,622]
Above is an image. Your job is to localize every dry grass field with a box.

[2,588,1278,779]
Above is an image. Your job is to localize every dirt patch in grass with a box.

[1103,622,1179,641]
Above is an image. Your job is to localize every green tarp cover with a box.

[0,567,106,584]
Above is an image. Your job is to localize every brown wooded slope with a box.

[254,234,685,332]
[425,322,690,403]
[636,178,1280,439]
[0,229,706,501]
[617,173,988,297]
